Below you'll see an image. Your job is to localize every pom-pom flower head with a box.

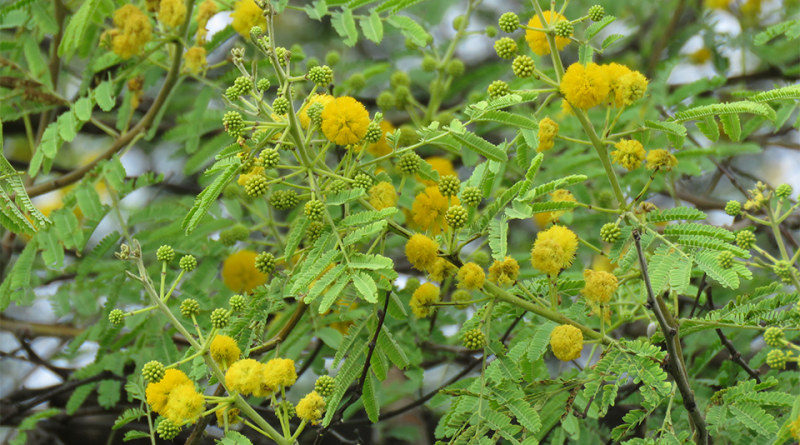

[231,0,267,39]
[299,94,334,129]
[410,282,440,318]
[560,63,610,110]
[457,263,485,290]
[222,251,268,293]
[646,149,678,171]
[611,140,646,171]
[297,391,326,424]
[368,182,397,210]
[405,234,439,271]
[163,384,205,424]
[488,256,520,287]
[538,117,559,152]
[183,46,207,75]
[146,369,192,414]
[428,258,458,282]
[550,324,583,361]
[158,0,186,28]
[225,359,263,396]
[110,5,152,60]
[525,11,571,56]
[368,120,396,157]
[210,335,241,368]
[412,186,460,234]
[530,225,579,275]
[581,269,618,304]
[321,97,370,145]
[263,358,297,389]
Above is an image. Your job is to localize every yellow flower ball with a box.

[791,415,800,440]
[428,257,458,282]
[603,63,633,108]
[560,62,610,110]
[410,282,440,318]
[412,186,460,235]
[146,369,192,414]
[263,358,297,389]
[537,116,559,153]
[216,406,241,426]
[645,149,678,171]
[487,256,520,287]
[321,97,370,145]
[419,157,456,186]
[368,182,397,210]
[530,225,578,275]
[368,120,396,157]
[184,46,207,75]
[299,94,334,128]
[158,0,186,28]
[222,251,268,293]
[549,324,583,362]
[163,384,205,424]
[611,140,646,171]
[405,233,439,271]
[525,11,571,56]
[230,0,267,39]
[615,70,648,107]
[457,262,485,290]
[296,391,326,424]
[210,334,241,368]
[225,359,263,396]
[581,269,618,304]
[111,5,152,60]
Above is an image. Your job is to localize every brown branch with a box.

[706,287,762,383]
[633,229,709,445]
[251,301,308,355]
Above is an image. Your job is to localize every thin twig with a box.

[633,229,709,445]
[688,273,707,319]
[706,288,761,383]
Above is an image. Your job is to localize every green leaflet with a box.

[450,130,508,162]
[360,9,383,44]
[182,163,238,234]
[386,15,427,46]
[331,7,358,46]
[488,216,508,261]
[58,0,101,56]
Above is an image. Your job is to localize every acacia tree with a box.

[1,0,799,444]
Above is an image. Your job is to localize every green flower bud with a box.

[717,251,734,269]
[394,85,411,109]
[308,65,334,86]
[438,175,461,197]
[512,55,535,78]
[305,199,325,221]
[257,78,270,92]
[766,349,787,370]
[462,328,486,350]
[764,327,785,347]
[270,189,299,210]
[255,252,276,275]
[554,20,573,38]
[211,308,230,329]
[485,25,498,38]
[306,221,325,244]
[272,96,290,115]
[487,80,510,99]
[305,57,320,70]
[179,255,197,272]
[325,50,340,66]
[142,360,166,383]
[157,245,175,262]
[445,205,468,228]
[446,59,465,77]
[348,73,366,91]
[314,375,336,398]
[353,173,373,190]
[390,71,411,88]
[736,230,756,250]
[245,175,268,198]
[376,91,396,110]
[775,183,793,199]
[229,294,246,312]
[223,111,245,138]
[109,309,125,326]
[156,418,181,440]
[588,5,605,22]
[600,223,622,243]
[364,122,382,144]
[461,187,482,207]
[498,12,520,33]
[494,37,517,59]
[725,201,741,216]
[181,299,200,318]
[451,289,472,309]
[397,152,422,175]
[472,251,490,267]
[421,55,437,72]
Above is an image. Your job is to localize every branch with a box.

[633,229,709,445]
[706,287,762,383]
[313,291,390,444]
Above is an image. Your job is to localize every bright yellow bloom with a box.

[550,324,583,361]
[111,5,152,60]
[158,0,186,28]
[222,250,267,293]
[428,257,458,282]
[184,46,207,75]
[525,11,571,56]
[321,97,370,145]
[410,282,440,318]
[419,157,456,186]
[547,190,576,224]
[560,100,575,117]
[368,182,397,210]
[646,149,678,171]
[614,70,648,107]
[611,140,646,171]
[210,335,241,368]
[263,358,297,389]
[230,0,267,39]
[368,120,396,157]
[196,0,218,43]
[457,263,485,290]
[412,186,460,235]
[531,225,578,275]
[791,415,800,440]
[560,63,610,110]
[297,391,326,424]
[238,166,265,186]
[405,233,439,271]
[581,269,618,304]
[225,359,263,396]
[299,94,334,129]
[163,384,205,424]
[487,256,520,287]
[537,117,559,153]
[146,369,192,414]
[603,63,633,108]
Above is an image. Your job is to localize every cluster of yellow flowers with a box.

[611,140,678,172]
[321,97,371,145]
[560,62,648,110]
[195,0,219,44]
[158,0,186,28]
[537,117,559,152]
[549,324,584,361]
[108,5,152,60]
[412,186,459,235]
[210,334,241,368]
[225,357,297,397]
[487,256,520,287]
[296,391,326,424]
[146,369,205,424]
[410,282,440,318]
[368,182,398,210]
